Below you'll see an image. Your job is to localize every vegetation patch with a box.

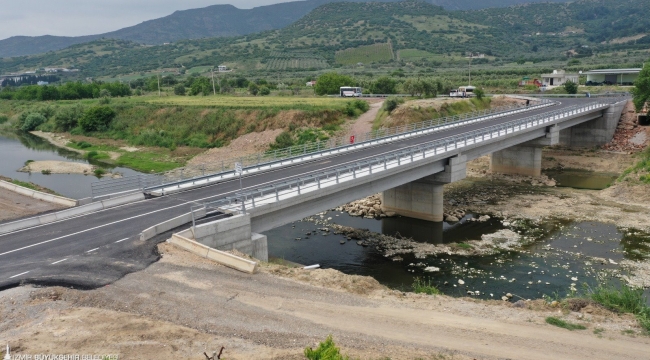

[545,317,586,331]
[412,277,441,295]
[115,151,183,173]
[335,43,393,65]
[304,335,349,360]
[588,283,650,332]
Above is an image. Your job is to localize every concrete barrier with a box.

[0,180,78,207]
[139,208,207,241]
[169,231,259,274]
[0,192,146,235]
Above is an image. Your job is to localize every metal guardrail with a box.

[91,98,552,199]
[190,100,614,227]
[90,175,160,200]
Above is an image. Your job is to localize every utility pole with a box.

[211,68,217,95]
[468,54,472,86]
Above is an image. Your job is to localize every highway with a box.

[0,98,598,289]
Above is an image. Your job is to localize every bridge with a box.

[0,96,628,287]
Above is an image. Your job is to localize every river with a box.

[0,131,143,199]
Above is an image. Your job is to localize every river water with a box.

[0,131,142,199]
[267,209,650,301]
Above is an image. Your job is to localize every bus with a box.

[450,85,476,98]
[340,87,362,97]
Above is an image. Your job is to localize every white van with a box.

[340,86,362,97]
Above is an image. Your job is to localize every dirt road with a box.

[347,101,384,136]
[1,242,647,360]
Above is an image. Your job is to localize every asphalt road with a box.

[0,98,599,289]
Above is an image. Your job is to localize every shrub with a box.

[384,97,404,113]
[248,83,260,96]
[78,106,116,132]
[564,80,578,94]
[86,150,99,159]
[75,141,92,149]
[0,114,8,124]
[259,86,271,96]
[41,169,51,175]
[93,168,106,177]
[20,113,47,131]
[304,335,349,360]
[174,84,186,96]
[474,88,486,100]
[99,89,111,98]
[270,131,294,149]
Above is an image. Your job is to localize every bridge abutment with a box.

[558,100,627,148]
[381,155,466,222]
[192,214,268,262]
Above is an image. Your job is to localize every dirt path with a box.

[347,101,383,137]
[1,243,647,360]
[0,187,65,222]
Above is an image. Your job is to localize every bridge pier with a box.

[490,125,560,177]
[381,155,466,222]
[559,100,627,148]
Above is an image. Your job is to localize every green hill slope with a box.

[1,0,648,78]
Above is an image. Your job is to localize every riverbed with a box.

[0,131,143,199]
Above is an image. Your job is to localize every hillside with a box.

[0,0,648,78]
[1,0,575,59]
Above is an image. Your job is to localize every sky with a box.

[0,0,295,40]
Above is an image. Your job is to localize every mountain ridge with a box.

[0,0,573,59]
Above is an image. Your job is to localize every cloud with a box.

[0,0,297,39]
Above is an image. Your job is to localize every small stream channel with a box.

[0,131,143,199]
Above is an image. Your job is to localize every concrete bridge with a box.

[0,96,628,285]
[184,98,627,262]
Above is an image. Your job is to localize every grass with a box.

[116,151,183,173]
[145,95,350,110]
[545,317,587,331]
[455,242,473,250]
[335,43,393,65]
[619,146,650,183]
[587,282,650,332]
[93,168,106,177]
[11,179,38,191]
[304,335,349,360]
[412,277,441,295]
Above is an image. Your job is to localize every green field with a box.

[145,95,350,110]
[335,43,394,65]
[264,52,330,70]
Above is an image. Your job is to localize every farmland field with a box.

[335,43,394,65]
[145,95,350,110]
[263,51,329,70]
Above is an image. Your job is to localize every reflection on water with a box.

[267,212,650,302]
[544,169,618,190]
[0,131,143,199]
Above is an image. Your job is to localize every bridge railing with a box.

[190,100,611,225]
[143,99,553,193]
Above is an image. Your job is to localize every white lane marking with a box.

[86,248,99,253]
[9,271,29,279]
[51,258,68,265]
[115,238,129,243]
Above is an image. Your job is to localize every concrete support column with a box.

[490,145,543,177]
[381,155,466,222]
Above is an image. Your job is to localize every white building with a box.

[540,70,579,87]
[217,65,229,72]
[583,68,641,86]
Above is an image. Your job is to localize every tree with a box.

[259,86,271,96]
[189,77,212,96]
[79,106,116,132]
[248,82,260,96]
[474,88,486,100]
[55,105,85,131]
[564,80,578,94]
[99,89,111,98]
[632,62,650,115]
[174,84,186,96]
[314,72,354,96]
[371,77,397,94]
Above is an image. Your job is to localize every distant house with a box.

[217,65,229,72]
[306,81,317,87]
[583,68,641,86]
[36,81,49,86]
[540,70,579,87]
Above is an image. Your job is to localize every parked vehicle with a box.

[340,86,362,97]
[450,86,476,98]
